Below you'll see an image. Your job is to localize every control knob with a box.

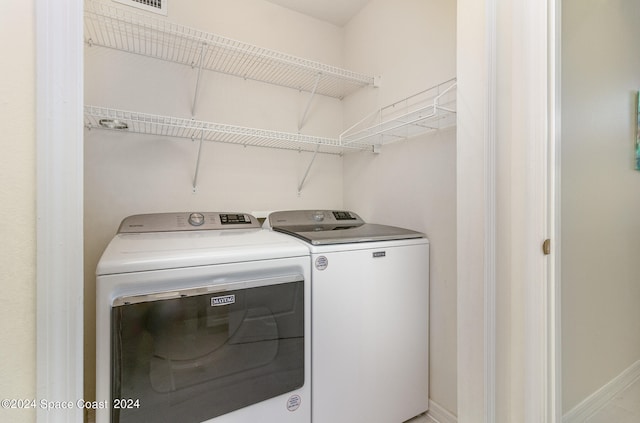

[188,212,205,226]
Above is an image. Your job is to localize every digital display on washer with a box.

[332,211,356,220]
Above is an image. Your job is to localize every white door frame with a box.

[36,1,560,422]
[35,0,84,422]
[549,0,562,421]
[457,0,559,421]
[456,0,497,420]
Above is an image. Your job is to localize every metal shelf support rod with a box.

[191,43,207,118]
[298,73,321,131]
[192,131,204,191]
[297,143,320,195]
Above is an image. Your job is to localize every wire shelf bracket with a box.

[190,43,208,118]
[297,144,320,195]
[192,131,204,191]
[298,73,321,131]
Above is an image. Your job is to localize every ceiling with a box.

[263,0,370,27]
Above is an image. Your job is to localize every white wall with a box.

[343,0,457,415]
[0,1,37,422]
[561,0,640,412]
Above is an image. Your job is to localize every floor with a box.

[405,413,431,423]
[586,377,640,423]
[87,380,640,423]
[87,411,433,423]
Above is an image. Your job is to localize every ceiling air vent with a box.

[113,0,167,15]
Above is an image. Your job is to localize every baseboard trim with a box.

[563,359,640,423]
[425,399,457,423]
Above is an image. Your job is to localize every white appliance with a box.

[95,212,311,423]
[266,210,430,423]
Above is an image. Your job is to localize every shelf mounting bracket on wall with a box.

[297,144,321,195]
[192,131,204,192]
[298,73,321,131]
[191,43,208,118]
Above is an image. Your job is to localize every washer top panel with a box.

[267,210,425,245]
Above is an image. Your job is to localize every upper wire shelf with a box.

[340,78,457,147]
[84,106,370,155]
[84,0,376,99]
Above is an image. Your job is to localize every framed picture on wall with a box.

[636,91,640,170]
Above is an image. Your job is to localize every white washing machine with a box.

[95,212,311,423]
[266,210,430,423]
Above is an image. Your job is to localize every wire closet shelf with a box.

[84,106,372,155]
[340,78,457,147]
[84,0,376,99]
[84,78,456,155]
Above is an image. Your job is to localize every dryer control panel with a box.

[117,212,260,233]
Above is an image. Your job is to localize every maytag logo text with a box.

[211,294,235,306]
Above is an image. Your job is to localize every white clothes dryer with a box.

[95,212,311,423]
[266,210,429,423]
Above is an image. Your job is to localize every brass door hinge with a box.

[542,239,551,255]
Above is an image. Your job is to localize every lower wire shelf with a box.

[85,77,456,157]
[84,106,371,155]
[340,78,457,148]
[84,76,455,191]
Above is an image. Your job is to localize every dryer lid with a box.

[97,212,309,275]
[267,210,424,245]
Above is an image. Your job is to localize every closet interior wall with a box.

[342,0,457,416]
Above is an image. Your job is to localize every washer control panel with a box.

[268,210,364,228]
[118,212,260,233]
